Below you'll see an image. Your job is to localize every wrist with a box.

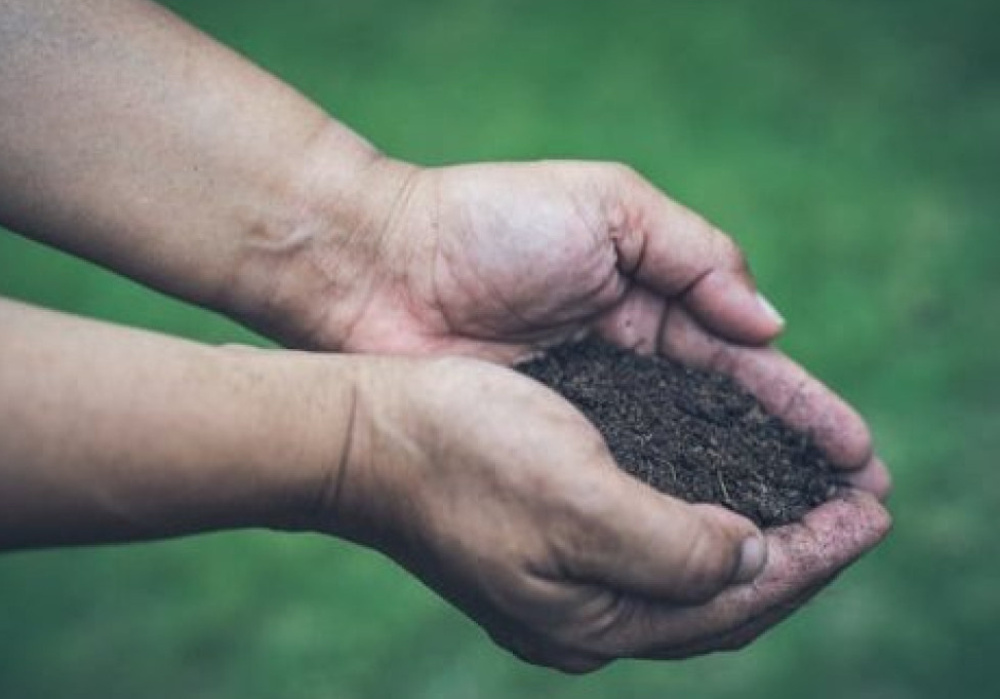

[288,355,399,544]
[213,346,368,533]
[283,354,430,549]
[219,118,420,350]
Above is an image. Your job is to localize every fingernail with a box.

[734,536,768,584]
[755,292,785,327]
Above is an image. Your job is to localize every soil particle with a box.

[517,338,838,527]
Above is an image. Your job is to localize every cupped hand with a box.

[321,160,783,361]
[315,357,890,673]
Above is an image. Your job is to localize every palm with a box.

[340,162,626,361]
[424,163,629,349]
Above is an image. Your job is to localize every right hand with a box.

[312,356,890,673]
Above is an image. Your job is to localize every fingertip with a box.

[842,456,893,502]
[684,272,785,346]
[799,490,893,556]
[754,291,786,330]
[691,503,766,588]
[734,535,769,585]
[810,399,873,470]
[842,490,893,546]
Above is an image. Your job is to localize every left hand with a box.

[314,354,890,671]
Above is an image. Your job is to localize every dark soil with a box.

[517,338,838,527]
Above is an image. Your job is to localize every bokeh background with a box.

[1,0,997,697]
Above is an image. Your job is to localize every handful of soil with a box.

[517,338,838,527]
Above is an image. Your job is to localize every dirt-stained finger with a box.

[585,490,891,658]
[658,307,875,470]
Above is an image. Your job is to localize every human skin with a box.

[0,298,888,672]
[0,0,891,672]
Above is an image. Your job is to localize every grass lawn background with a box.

[1,1,997,696]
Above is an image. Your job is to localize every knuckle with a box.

[716,628,764,653]
[504,636,607,674]
[611,160,637,176]
[713,232,749,273]
[604,161,642,186]
[550,655,609,675]
[535,639,612,675]
[557,487,622,571]
[533,593,633,663]
[490,627,554,669]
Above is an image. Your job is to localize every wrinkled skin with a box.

[275,158,890,497]
[0,0,889,673]
[325,356,889,674]
[269,159,892,671]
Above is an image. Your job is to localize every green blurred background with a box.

[1,0,997,696]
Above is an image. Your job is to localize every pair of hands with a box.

[253,157,891,672]
[0,0,887,672]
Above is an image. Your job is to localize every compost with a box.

[517,338,838,527]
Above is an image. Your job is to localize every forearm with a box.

[0,0,403,345]
[0,297,356,549]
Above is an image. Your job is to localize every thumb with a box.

[567,474,767,604]
[611,167,784,344]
